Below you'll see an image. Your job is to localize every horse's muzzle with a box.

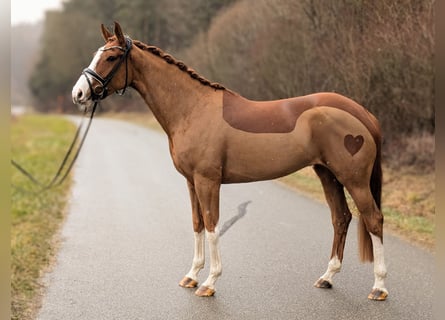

[72,75,95,111]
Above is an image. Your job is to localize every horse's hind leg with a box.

[313,165,352,289]
[179,181,205,289]
[347,184,388,301]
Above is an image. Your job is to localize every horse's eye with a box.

[106,56,118,62]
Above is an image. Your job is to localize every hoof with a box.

[179,277,198,288]
[195,285,215,297]
[368,288,388,301]
[314,278,332,289]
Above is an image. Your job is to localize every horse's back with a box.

[218,91,380,183]
[222,91,380,140]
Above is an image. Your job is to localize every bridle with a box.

[12,37,134,194]
[82,36,133,101]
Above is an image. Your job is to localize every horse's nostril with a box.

[77,90,83,100]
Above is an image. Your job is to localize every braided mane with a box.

[133,40,226,91]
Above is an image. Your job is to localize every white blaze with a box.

[72,47,104,105]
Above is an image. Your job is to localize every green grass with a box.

[384,208,434,239]
[11,114,76,320]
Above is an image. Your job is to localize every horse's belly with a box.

[221,133,312,183]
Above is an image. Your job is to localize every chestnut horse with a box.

[72,22,387,300]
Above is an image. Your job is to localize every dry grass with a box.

[381,167,434,248]
[280,166,435,251]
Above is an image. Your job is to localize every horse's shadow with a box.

[219,201,252,237]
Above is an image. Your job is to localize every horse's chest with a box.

[169,137,223,180]
[169,140,189,175]
[169,141,201,176]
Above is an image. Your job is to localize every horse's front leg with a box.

[194,228,222,296]
[193,174,222,297]
[179,181,205,288]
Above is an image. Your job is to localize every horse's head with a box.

[72,22,133,110]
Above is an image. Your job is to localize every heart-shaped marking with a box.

[344,134,364,156]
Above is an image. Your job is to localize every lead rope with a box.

[11,101,98,194]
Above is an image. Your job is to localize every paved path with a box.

[37,118,434,319]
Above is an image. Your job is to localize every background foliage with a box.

[21,0,434,167]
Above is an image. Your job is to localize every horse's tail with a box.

[370,138,382,210]
[358,132,382,263]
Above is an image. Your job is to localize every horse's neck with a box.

[130,48,215,136]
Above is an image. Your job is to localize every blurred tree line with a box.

[29,0,236,112]
[11,23,43,106]
[29,0,435,166]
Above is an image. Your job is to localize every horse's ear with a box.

[101,24,113,43]
[113,21,126,46]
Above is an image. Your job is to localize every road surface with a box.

[37,117,434,319]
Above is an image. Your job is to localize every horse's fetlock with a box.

[193,259,205,269]
[374,264,387,278]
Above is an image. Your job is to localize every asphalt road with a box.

[37,117,434,320]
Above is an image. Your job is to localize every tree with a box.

[181,0,434,142]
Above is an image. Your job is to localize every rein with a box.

[11,102,98,194]
[82,36,133,101]
[12,37,134,194]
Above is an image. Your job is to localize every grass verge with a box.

[279,167,435,251]
[11,114,76,320]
